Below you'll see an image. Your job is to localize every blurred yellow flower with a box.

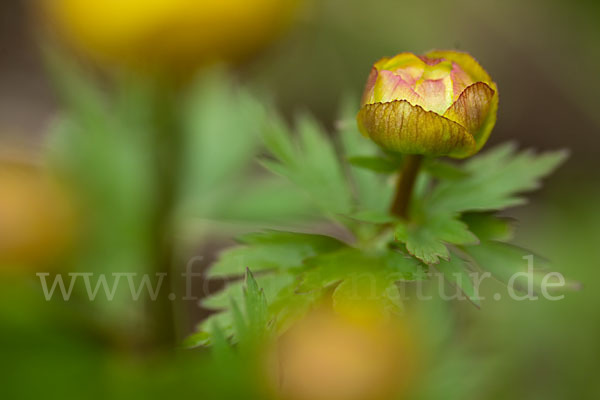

[357,50,498,158]
[269,308,419,400]
[40,0,301,72]
[0,159,76,269]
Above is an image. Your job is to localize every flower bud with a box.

[357,51,498,158]
[39,0,301,72]
[0,159,77,268]
[269,309,418,400]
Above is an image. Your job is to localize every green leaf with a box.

[298,248,425,318]
[435,254,480,307]
[429,143,568,213]
[200,270,291,342]
[261,112,353,216]
[464,241,580,295]
[210,322,236,365]
[332,273,404,318]
[177,69,264,219]
[243,269,268,333]
[348,210,398,224]
[461,213,514,242]
[214,177,316,223]
[337,96,393,212]
[347,156,400,173]
[300,248,425,291]
[424,160,468,180]
[202,273,294,311]
[395,214,478,264]
[180,331,211,349]
[206,230,346,279]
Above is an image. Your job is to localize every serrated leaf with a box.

[428,143,568,213]
[207,230,346,278]
[200,270,290,343]
[435,254,480,307]
[395,214,478,264]
[202,273,294,311]
[464,241,580,294]
[244,269,268,332]
[296,248,423,320]
[261,112,353,216]
[461,213,514,242]
[300,248,425,292]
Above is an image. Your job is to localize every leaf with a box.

[348,210,398,224]
[332,273,404,319]
[435,254,480,307]
[181,331,211,349]
[44,52,158,322]
[214,177,316,223]
[206,230,346,279]
[428,143,568,213]
[395,214,478,264]
[177,69,264,219]
[337,96,393,212]
[261,112,353,216]
[461,213,514,242]
[424,160,468,180]
[464,241,580,294]
[243,269,268,333]
[347,156,400,173]
[300,248,425,291]
[202,273,294,311]
[199,270,290,342]
[298,248,425,319]
[210,322,236,365]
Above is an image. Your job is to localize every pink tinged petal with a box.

[426,50,493,86]
[444,82,497,152]
[450,62,474,101]
[376,53,425,84]
[356,100,476,158]
[420,60,452,80]
[373,70,422,105]
[414,76,454,114]
[361,67,379,106]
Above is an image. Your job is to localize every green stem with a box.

[390,154,423,219]
[147,86,180,350]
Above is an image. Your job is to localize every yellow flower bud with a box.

[0,158,76,269]
[357,51,498,158]
[39,0,301,72]
[269,309,419,400]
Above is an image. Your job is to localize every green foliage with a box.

[427,143,568,213]
[348,155,402,173]
[389,144,567,266]
[395,213,478,264]
[197,94,565,346]
[261,112,353,217]
[198,101,571,344]
[299,247,426,315]
[176,69,316,226]
[206,230,346,278]
[435,253,480,306]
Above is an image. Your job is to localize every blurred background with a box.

[1,0,599,399]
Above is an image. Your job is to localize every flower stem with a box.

[390,154,423,219]
[147,86,180,350]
